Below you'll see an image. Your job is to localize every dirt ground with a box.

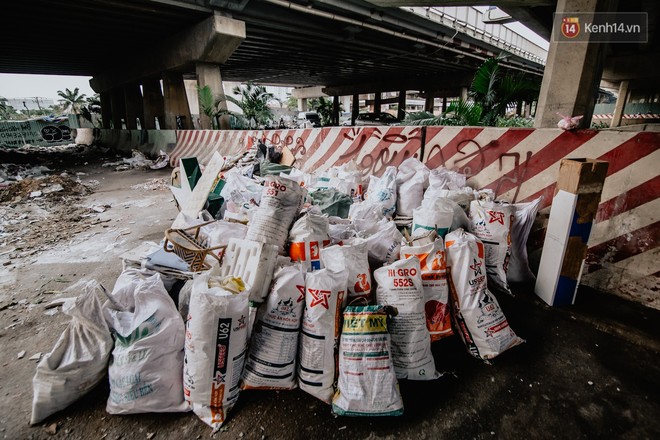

[0,150,658,440]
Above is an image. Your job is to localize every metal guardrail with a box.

[404,6,547,65]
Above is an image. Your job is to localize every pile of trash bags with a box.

[30,145,543,430]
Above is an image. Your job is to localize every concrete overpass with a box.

[2,0,547,129]
[3,0,657,130]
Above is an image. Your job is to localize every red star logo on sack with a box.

[470,258,483,277]
[488,210,505,224]
[237,315,246,327]
[308,288,331,309]
[296,285,305,303]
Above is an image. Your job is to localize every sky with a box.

[0,6,548,103]
[0,74,94,102]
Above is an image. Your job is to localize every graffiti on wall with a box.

[0,120,72,148]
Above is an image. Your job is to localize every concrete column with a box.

[342,96,351,113]
[374,92,382,114]
[524,101,532,117]
[298,98,307,112]
[425,92,434,113]
[534,0,610,128]
[610,80,630,127]
[397,90,406,120]
[442,96,448,113]
[142,78,165,130]
[196,62,229,130]
[124,83,144,130]
[460,87,468,101]
[110,88,126,129]
[332,95,340,126]
[162,71,192,130]
[351,94,359,125]
[100,91,112,129]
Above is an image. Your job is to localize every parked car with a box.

[354,112,401,126]
[339,111,352,126]
[297,111,322,127]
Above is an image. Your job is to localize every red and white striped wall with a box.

[166,126,659,308]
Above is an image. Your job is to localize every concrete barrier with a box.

[96,126,660,308]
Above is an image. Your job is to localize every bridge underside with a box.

[1,0,542,89]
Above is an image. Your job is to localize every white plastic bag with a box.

[400,238,453,342]
[103,269,187,414]
[30,281,113,425]
[363,218,404,264]
[412,197,455,239]
[241,265,306,390]
[320,241,372,304]
[184,273,249,431]
[332,305,403,416]
[428,167,466,190]
[298,268,348,403]
[246,175,305,252]
[201,220,248,258]
[329,160,364,202]
[508,197,543,283]
[445,229,523,360]
[396,158,429,217]
[349,201,385,233]
[288,209,331,272]
[364,166,397,219]
[374,257,439,380]
[328,217,357,245]
[220,168,262,223]
[468,200,515,295]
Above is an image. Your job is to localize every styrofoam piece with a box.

[535,190,578,306]
[219,238,279,302]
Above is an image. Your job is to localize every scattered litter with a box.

[29,191,42,198]
[89,204,111,213]
[29,352,42,361]
[588,381,594,386]
[44,422,58,435]
[146,433,155,440]
[17,350,26,359]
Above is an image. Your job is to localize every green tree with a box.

[469,53,539,126]
[215,82,280,129]
[405,100,483,126]
[57,87,87,114]
[312,96,343,126]
[80,94,102,127]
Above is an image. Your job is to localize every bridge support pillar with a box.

[425,92,434,113]
[162,71,192,130]
[142,78,165,130]
[374,92,381,114]
[397,90,406,120]
[351,94,359,125]
[124,83,144,130]
[535,0,609,128]
[610,80,629,127]
[298,98,307,112]
[100,92,112,129]
[110,88,126,129]
[196,62,229,129]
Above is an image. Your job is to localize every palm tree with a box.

[469,53,539,126]
[80,94,102,127]
[57,87,87,114]
[313,97,342,126]
[215,82,280,129]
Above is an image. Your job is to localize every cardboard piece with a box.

[535,159,608,306]
[280,146,296,167]
[172,152,226,228]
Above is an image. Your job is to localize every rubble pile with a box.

[28,141,543,432]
